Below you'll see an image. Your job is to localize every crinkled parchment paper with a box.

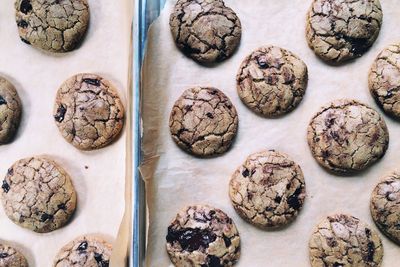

[142,0,400,266]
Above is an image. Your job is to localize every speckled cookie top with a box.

[306,0,382,63]
[15,0,90,52]
[1,156,76,233]
[229,150,306,228]
[169,0,241,64]
[370,173,400,245]
[0,244,28,267]
[0,77,22,144]
[53,73,125,151]
[307,99,389,174]
[169,87,238,157]
[309,214,383,267]
[166,205,240,267]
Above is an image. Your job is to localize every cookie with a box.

[0,77,22,144]
[229,150,306,228]
[53,74,125,150]
[15,0,90,53]
[237,46,308,117]
[169,0,241,64]
[370,172,400,245]
[53,235,112,267]
[1,156,76,233]
[306,0,383,63]
[166,205,240,267]
[309,214,383,267]
[169,87,238,157]
[307,99,389,174]
[0,244,28,267]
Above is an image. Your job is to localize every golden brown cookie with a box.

[0,244,28,267]
[0,77,22,144]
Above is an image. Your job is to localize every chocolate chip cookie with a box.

[229,150,306,229]
[306,0,383,63]
[307,99,389,174]
[169,87,238,157]
[15,0,90,52]
[0,77,22,144]
[53,74,125,150]
[169,0,242,64]
[370,172,400,245]
[53,235,112,267]
[0,244,28,267]
[1,156,76,233]
[166,205,240,267]
[237,46,308,117]
[309,214,383,267]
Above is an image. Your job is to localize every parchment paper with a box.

[0,1,131,266]
[142,0,400,266]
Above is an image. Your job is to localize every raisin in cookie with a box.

[0,244,28,267]
[370,172,400,245]
[1,156,76,233]
[169,87,238,157]
[170,0,241,64]
[166,205,240,267]
[307,99,389,174]
[53,235,111,267]
[53,74,124,150]
[0,77,22,144]
[15,0,90,52]
[229,150,306,228]
[306,0,383,63]
[237,46,308,117]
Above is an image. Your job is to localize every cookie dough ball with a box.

[306,0,383,63]
[0,77,22,144]
[237,46,308,116]
[166,205,240,267]
[170,0,242,64]
[307,99,389,174]
[169,87,238,157]
[53,74,125,150]
[15,0,90,52]
[370,172,400,245]
[53,235,112,267]
[0,244,28,267]
[309,214,383,267]
[1,156,76,233]
[229,150,306,228]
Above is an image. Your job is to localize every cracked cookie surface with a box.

[170,0,242,64]
[309,214,383,267]
[229,150,306,229]
[0,244,28,267]
[0,77,22,144]
[15,0,90,53]
[307,99,389,174]
[169,87,238,157]
[53,235,111,267]
[166,205,240,267]
[54,74,124,151]
[306,0,383,63]
[370,172,400,245]
[237,46,308,117]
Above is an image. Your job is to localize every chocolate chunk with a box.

[207,255,223,267]
[223,235,231,247]
[58,203,66,210]
[287,187,302,210]
[7,168,13,176]
[348,37,369,57]
[367,241,375,261]
[333,263,343,267]
[166,227,217,252]
[0,253,8,258]
[41,213,54,222]
[17,20,28,28]
[0,96,7,105]
[77,241,88,251]
[83,78,101,87]
[2,180,10,193]
[242,169,249,177]
[206,112,214,119]
[20,38,31,45]
[274,196,282,203]
[54,104,67,123]
[94,253,110,266]
[257,56,268,69]
[20,0,32,14]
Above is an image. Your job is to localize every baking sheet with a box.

[0,0,131,266]
[141,0,400,266]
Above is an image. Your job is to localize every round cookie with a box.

[169,87,238,157]
[169,0,242,64]
[53,235,112,267]
[53,73,125,150]
[237,46,308,117]
[306,0,383,63]
[229,150,306,228]
[307,99,389,174]
[166,205,240,267]
[0,244,28,267]
[0,77,22,144]
[309,214,383,267]
[370,172,400,245]
[15,0,90,53]
[1,156,76,233]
